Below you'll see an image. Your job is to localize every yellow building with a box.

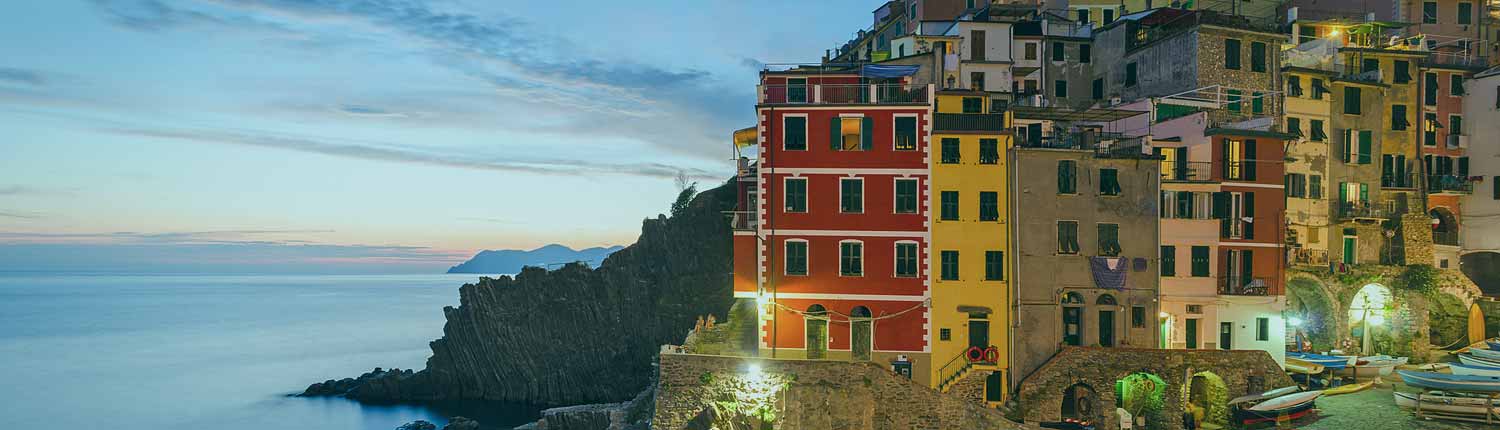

[928,90,1013,404]
[1282,66,1335,268]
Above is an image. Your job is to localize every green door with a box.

[1186,318,1200,349]
[1343,237,1357,264]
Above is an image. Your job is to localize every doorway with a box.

[1099,311,1116,347]
[851,306,872,361]
[1063,307,1082,346]
[1186,318,1200,349]
[1342,235,1357,265]
[1220,322,1233,350]
[970,319,991,351]
[805,304,828,359]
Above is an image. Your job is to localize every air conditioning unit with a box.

[1448,134,1469,148]
[1110,97,1122,106]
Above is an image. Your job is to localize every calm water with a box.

[0,273,541,430]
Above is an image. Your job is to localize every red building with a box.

[731,68,935,376]
[1418,62,1478,267]
[1208,129,1290,297]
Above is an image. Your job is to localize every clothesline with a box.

[768,299,927,324]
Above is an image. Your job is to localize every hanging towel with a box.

[1091,257,1128,290]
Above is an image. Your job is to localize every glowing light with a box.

[747,363,763,378]
[1159,312,1170,318]
[1367,314,1385,325]
[1349,283,1391,323]
[1328,28,1342,37]
[1289,317,1304,327]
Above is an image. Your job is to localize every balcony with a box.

[1221,160,1259,182]
[1291,248,1329,267]
[759,83,930,105]
[1434,229,1460,247]
[1218,276,1270,296]
[726,211,757,232]
[1382,172,1418,189]
[1338,202,1388,220]
[1161,162,1214,182]
[1427,175,1475,194]
[1423,53,1490,70]
[933,113,1006,133]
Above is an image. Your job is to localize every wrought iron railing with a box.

[936,346,999,392]
[1338,202,1387,220]
[1218,276,1269,296]
[1434,230,1460,246]
[759,84,930,105]
[1427,175,1474,194]
[1161,162,1214,182]
[1382,172,1418,189]
[1291,248,1329,266]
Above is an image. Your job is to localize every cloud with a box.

[100,124,724,180]
[0,67,48,86]
[337,104,407,118]
[0,210,43,220]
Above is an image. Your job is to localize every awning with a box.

[732,126,756,148]
[861,64,919,79]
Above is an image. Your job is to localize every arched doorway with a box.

[850,306,872,361]
[1097,294,1118,347]
[1184,371,1229,429]
[1062,292,1085,346]
[805,304,828,359]
[1462,252,1500,296]
[1428,292,1468,348]
[1061,383,1100,423]
[1116,373,1167,428]
[1286,276,1336,352]
[1349,283,1391,355]
[1431,208,1459,247]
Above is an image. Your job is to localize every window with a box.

[1098,223,1121,256]
[971,71,986,91]
[1256,317,1269,341]
[1344,87,1361,114]
[985,251,1004,281]
[1460,2,1473,24]
[941,191,959,220]
[1052,42,1065,61]
[962,97,983,113]
[785,240,808,275]
[840,241,863,276]
[980,191,999,221]
[1362,58,1379,75]
[1024,42,1037,60]
[1224,38,1241,70]
[1080,44,1091,63]
[1394,60,1411,84]
[1311,78,1328,99]
[894,116,917,151]
[940,250,959,280]
[785,177,807,213]
[1103,8,1115,23]
[784,116,807,150]
[1451,115,1464,136]
[1286,173,1305,197]
[1191,246,1210,277]
[1452,74,1466,96]
[1425,113,1439,146]
[1227,89,1242,112]
[1392,104,1409,130]
[940,328,951,341]
[1161,245,1176,276]
[1077,8,1091,23]
[980,139,999,164]
[832,117,871,151]
[1251,91,1263,114]
[895,242,918,277]
[1250,41,1266,72]
[787,78,808,103]
[1099,168,1121,196]
[1424,1,1438,23]
[1287,117,1302,137]
[840,178,863,213]
[1495,176,1500,200]
[941,138,961,163]
[1310,119,1327,141]
[1058,160,1077,194]
[1288,76,1303,97]
[895,179,918,214]
[1132,306,1146,328]
[1055,80,1068,98]
[1092,78,1104,100]
[1310,175,1323,199]
[1058,221,1080,254]
[1426,72,1440,105]
[1125,62,1138,87]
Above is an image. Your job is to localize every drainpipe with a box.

[1008,142,1022,393]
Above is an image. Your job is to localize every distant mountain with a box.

[445,244,624,274]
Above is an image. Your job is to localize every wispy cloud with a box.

[0,67,49,86]
[0,210,44,220]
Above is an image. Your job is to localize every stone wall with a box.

[1400,213,1434,266]
[654,353,1035,430]
[1286,265,1482,360]
[1015,347,1295,430]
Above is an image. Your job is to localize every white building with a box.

[1460,68,1500,292]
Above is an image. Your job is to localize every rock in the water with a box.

[443,416,480,430]
[396,420,436,430]
[300,182,737,406]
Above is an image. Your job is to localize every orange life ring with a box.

[984,346,1000,363]
[966,346,984,362]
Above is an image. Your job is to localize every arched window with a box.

[1097,294,1117,306]
[1062,292,1085,305]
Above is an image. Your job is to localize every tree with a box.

[672,171,698,217]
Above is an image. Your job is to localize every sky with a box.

[0,0,875,274]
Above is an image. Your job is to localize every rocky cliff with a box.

[302,180,736,406]
[445,244,624,274]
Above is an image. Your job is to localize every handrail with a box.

[759,83,931,105]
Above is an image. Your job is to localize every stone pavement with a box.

[1292,382,1481,430]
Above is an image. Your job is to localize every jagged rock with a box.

[301,182,736,407]
[395,420,436,430]
[442,416,480,430]
[528,383,656,430]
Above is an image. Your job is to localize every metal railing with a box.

[1382,172,1418,189]
[1162,162,1214,182]
[1222,160,1259,181]
[1338,202,1388,220]
[936,346,998,392]
[933,113,1006,132]
[1291,248,1329,267]
[759,84,930,105]
[1434,230,1460,246]
[726,211,757,231]
[1428,175,1474,194]
[1218,276,1270,296]
[1424,53,1490,69]
[1341,65,1383,83]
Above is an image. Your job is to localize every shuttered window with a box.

[1058,221,1080,254]
[940,250,959,280]
[980,139,999,164]
[895,242,918,278]
[895,179,918,214]
[1098,223,1121,256]
[831,117,872,151]
[985,251,1005,281]
[784,116,807,150]
[785,241,808,275]
[894,116,917,151]
[1058,160,1077,194]
[1161,245,1177,276]
[1344,87,1361,114]
[1224,39,1241,70]
[1100,168,1121,196]
[785,178,807,213]
[941,138,961,164]
[980,191,999,221]
[840,178,863,213]
[840,242,863,276]
[1191,246,1210,277]
[1250,41,1266,72]
[941,191,959,220]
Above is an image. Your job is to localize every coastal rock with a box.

[527,385,654,430]
[442,416,480,430]
[395,420,436,430]
[302,182,736,407]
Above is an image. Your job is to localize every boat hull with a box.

[1237,398,1317,424]
[1470,347,1500,361]
[1325,381,1374,395]
[1395,391,1500,416]
[1451,363,1500,377]
[1398,370,1500,393]
[1460,354,1500,368]
[1285,358,1325,374]
[1287,352,1350,370]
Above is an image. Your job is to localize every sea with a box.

[0,273,542,430]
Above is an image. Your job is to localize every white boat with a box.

[1398,370,1500,393]
[1460,354,1500,368]
[1229,386,1301,406]
[1394,391,1500,416]
[1334,356,1402,379]
[1470,347,1500,361]
[1452,363,1500,377]
[1247,391,1322,412]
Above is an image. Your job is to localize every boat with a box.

[1403,363,1451,372]
[1451,362,1500,377]
[1237,391,1321,424]
[1460,354,1500,368]
[1455,339,1490,355]
[1486,340,1500,351]
[1398,370,1500,393]
[1394,391,1500,416]
[1333,356,1401,379]
[1471,347,1500,361]
[1286,352,1351,370]
[1324,380,1375,395]
[1285,357,1325,374]
[1228,386,1301,406]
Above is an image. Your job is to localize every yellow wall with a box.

[1283,70,1333,258]
[928,94,1013,399]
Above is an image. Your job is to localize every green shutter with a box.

[1251,92,1263,113]
[1358,130,1372,164]
[1360,183,1369,202]
[1243,192,1255,239]
[861,117,873,150]
[1339,182,1348,203]
[1245,139,1257,180]
[830,117,841,150]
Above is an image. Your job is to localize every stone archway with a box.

[1061,383,1102,424]
[1430,207,1460,247]
[1349,283,1393,355]
[1427,291,1469,348]
[1184,371,1230,429]
[1286,275,1339,352]
[1116,373,1167,429]
[1462,251,1500,296]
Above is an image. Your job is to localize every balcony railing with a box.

[1221,160,1259,181]
[1162,162,1214,182]
[933,113,1006,132]
[759,84,930,105]
[1434,230,1460,246]
[1218,276,1270,296]
[1428,175,1475,194]
[1382,172,1418,189]
[1291,248,1330,267]
[1340,65,1383,83]
[1423,53,1490,69]
[1338,202,1387,220]
[726,211,757,231]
